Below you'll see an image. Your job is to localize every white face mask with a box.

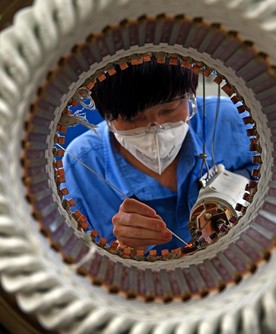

[110,121,189,175]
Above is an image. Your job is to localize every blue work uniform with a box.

[62,96,255,253]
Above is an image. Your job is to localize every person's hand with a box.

[112,198,172,248]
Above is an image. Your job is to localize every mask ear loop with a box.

[106,119,116,133]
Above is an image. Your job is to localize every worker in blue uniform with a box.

[62,56,254,254]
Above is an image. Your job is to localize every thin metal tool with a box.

[168,230,189,246]
[56,143,189,246]
[56,144,127,198]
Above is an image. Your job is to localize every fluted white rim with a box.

[0,0,275,333]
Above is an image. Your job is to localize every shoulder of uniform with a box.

[65,121,107,159]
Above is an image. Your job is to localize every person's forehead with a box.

[145,97,184,112]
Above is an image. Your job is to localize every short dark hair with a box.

[91,55,198,121]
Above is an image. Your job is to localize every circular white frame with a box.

[0,0,275,333]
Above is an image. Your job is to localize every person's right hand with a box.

[112,198,172,248]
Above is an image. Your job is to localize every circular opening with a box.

[21,14,275,302]
[53,53,261,262]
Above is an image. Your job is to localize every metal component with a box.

[189,164,250,246]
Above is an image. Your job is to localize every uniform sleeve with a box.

[61,131,122,242]
[62,135,95,230]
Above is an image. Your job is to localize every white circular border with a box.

[0,0,276,333]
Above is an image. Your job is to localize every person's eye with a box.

[162,108,178,115]
[129,115,141,121]
[161,101,181,115]
[128,113,145,122]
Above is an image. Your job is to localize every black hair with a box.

[91,56,198,121]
